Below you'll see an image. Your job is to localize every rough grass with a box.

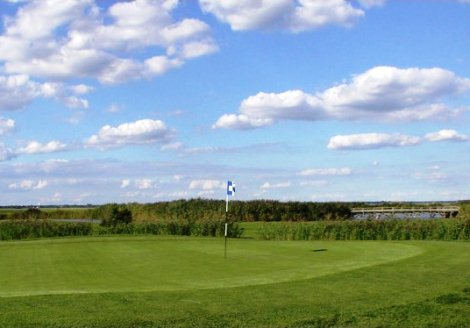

[0,237,468,327]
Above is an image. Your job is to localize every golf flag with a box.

[224,180,236,258]
[226,180,235,213]
[227,181,236,196]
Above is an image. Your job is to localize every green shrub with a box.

[0,219,243,240]
[0,220,93,240]
[89,200,353,223]
[100,204,133,226]
[256,218,470,241]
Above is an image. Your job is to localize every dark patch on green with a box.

[435,293,467,305]
[312,249,328,252]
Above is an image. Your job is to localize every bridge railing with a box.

[351,206,460,214]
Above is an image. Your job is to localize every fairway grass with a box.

[0,236,422,297]
[0,236,468,327]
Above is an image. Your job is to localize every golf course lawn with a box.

[0,236,469,327]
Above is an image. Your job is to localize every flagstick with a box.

[224,194,228,259]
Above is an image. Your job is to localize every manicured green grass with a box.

[0,236,421,297]
[0,236,469,327]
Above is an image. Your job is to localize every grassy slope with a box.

[0,237,468,327]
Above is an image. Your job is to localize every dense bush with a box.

[0,219,242,241]
[46,208,95,220]
[9,208,48,220]
[91,199,352,222]
[0,220,93,240]
[256,218,470,241]
[100,204,133,226]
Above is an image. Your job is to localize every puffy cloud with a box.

[0,118,15,135]
[16,140,68,155]
[120,179,131,188]
[425,129,468,142]
[3,0,92,40]
[260,181,292,189]
[299,180,327,187]
[85,119,174,149]
[199,0,364,32]
[189,179,224,190]
[0,0,218,84]
[214,66,470,129]
[327,133,421,150]
[70,84,93,95]
[0,143,16,161]
[0,75,89,111]
[120,178,156,190]
[299,167,352,176]
[9,179,48,190]
[321,66,469,114]
[0,75,41,111]
[212,114,273,129]
[135,179,154,190]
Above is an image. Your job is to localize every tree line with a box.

[2,199,469,223]
[90,199,352,222]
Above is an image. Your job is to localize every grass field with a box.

[0,235,469,327]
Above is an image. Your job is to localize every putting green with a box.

[0,236,423,297]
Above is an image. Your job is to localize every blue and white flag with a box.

[227,181,236,196]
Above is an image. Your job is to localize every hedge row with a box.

[91,200,352,222]
[0,220,242,241]
[256,218,470,241]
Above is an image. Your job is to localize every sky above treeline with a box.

[0,0,469,205]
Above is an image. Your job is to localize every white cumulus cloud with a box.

[0,0,218,85]
[425,129,468,142]
[299,167,352,176]
[199,0,364,32]
[16,140,68,155]
[121,179,131,188]
[214,66,470,129]
[327,133,421,150]
[85,119,174,149]
[135,179,154,190]
[0,75,89,111]
[0,118,15,134]
[260,181,292,189]
[189,179,224,190]
[9,179,48,191]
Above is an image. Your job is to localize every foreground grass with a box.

[0,237,468,327]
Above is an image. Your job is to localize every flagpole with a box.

[225,181,235,259]
[224,194,228,259]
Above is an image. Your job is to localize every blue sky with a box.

[0,0,469,205]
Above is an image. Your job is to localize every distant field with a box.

[0,208,23,215]
[0,207,92,214]
[0,236,468,327]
